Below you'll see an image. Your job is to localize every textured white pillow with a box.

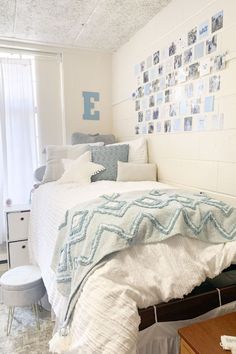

[111,137,147,163]
[42,142,104,183]
[116,161,156,182]
[58,151,105,184]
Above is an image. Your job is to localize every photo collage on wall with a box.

[132,10,226,135]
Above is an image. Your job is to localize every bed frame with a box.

[139,265,236,331]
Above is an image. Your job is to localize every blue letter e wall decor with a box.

[82,91,100,120]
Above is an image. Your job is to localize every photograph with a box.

[141,123,147,134]
[177,67,187,83]
[169,42,176,56]
[141,97,148,110]
[191,98,201,114]
[156,121,162,133]
[153,108,159,120]
[165,89,170,103]
[156,92,164,105]
[166,57,174,73]
[135,125,140,135]
[185,83,194,97]
[206,35,217,54]
[194,42,204,60]
[166,72,176,87]
[211,113,224,130]
[164,120,172,133]
[195,80,205,97]
[188,27,197,46]
[158,64,164,76]
[144,83,152,95]
[212,10,223,33]
[169,103,178,117]
[197,115,206,131]
[135,100,140,111]
[152,79,159,92]
[140,60,145,72]
[138,111,144,122]
[213,54,226,71]
[174,54,182,69]
[145,109,152,121]
[198,21,209,39]
[184,116,193,131]
[143,70,149,83]
[204,95,215,112]
[184,48,193,64]
[132,91,137,100]
[153,50,160,65]
[179,100,188,116]
[173,118,181,132]
[149,95,155,107]
[178,36,187,50]
[199,58,211,76]
[159,77,166,90]
[137,86,144,98]
[148,122,154,134]
[209,75,221,92]
[149,66,158,81]
[188,63,200,80]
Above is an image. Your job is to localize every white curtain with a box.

[0,58,37,244]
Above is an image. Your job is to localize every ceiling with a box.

[0,0,171,51]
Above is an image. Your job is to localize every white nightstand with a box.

[6,205,30,269]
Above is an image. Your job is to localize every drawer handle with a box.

[22,245,26,249]
[20,217,24,221]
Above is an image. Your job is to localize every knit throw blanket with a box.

[51,189,236,326]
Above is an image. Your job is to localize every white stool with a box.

[0,265,46,335]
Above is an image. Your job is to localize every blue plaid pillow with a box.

[90,144,129,181]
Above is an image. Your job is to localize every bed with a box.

[28,179,236,354]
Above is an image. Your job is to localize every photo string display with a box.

[132,10,226,135]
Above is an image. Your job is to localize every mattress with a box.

[28,181,236,354]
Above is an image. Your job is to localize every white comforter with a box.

[29,181,236,354]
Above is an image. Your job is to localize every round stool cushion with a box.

[0,265,46,307]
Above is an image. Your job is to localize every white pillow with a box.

[58,151,105,184]
[42,142,104,183]
[111,137,147,163]
[117,161,156,182]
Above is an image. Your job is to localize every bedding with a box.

[42,142,104,183]
[28,181,236,354]
[117,161,156,181]
[90,144,129,181]
[58,151,105,184]
[71,132,116,145]
[111,137,147,163]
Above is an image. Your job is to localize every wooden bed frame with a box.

[139,265,236,331]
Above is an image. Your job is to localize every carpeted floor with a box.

[0,303,54,354]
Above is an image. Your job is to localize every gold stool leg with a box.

[33,303,40,330]
[6,306,15,336]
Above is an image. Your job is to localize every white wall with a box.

[112,0,236,205]
[63,48,112,143]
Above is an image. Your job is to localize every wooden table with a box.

[178,312,236,354]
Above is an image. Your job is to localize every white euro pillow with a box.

[58,151,105,184]
[116,161,156,182]
[111,137,147,163]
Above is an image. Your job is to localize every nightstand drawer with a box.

[7,211,30,241]
[8,240,29,268]
[180,339,196,354]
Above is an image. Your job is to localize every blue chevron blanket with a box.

[51,189,236,325]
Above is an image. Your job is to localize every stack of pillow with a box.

[35,134,157,185]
